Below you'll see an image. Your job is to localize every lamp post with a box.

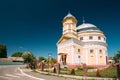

[48,53,52,73]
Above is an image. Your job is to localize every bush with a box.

[69,69,75,75]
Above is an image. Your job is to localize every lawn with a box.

[60,66,117,78]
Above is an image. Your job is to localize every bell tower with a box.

[62,12,78,38]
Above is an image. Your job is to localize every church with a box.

[57,13,108,68]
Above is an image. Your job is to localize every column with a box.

[86,48,88,65]
[72,45,75,64]
[96,49,98,65]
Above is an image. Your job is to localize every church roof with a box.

[77,23,96,30]
[77,23,102,32]
[64,12,76,19]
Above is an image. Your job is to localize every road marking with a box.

[18,67,45,80]
[0,75,12,80]
[5,74,20,78]
[14,73,24,76]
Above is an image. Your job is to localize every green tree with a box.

[38,56,46,62]
[0,44,7,58]
[46,58,57,64]
[11,52,23,57]
[22,52,36,63]
[113,50,120,63]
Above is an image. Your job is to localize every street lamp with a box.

[48,53,52,73]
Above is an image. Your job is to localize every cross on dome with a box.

[83,16,85,24]
[64,12,76,19]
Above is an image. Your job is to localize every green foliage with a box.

[100,67,117,78]
[0,44,7,58]
[22,52,36,63]
[113,50,120,63]
[38,56,46,62]
[60,67,69,74]
[46,58,57,64]
[69,69,75,75]
[75,68,83,76]
[11,52,23,57]
[60,67,117,78]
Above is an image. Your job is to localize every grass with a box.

[100,67,117,78]
[60,66,118,78]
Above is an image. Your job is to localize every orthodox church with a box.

[57,13,108,68]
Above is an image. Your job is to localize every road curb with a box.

[35,69,118,80]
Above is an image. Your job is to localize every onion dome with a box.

[64,12,76,19]
[62,12,78,23]
[77,23,101,32]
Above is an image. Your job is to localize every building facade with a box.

[57,13,108,68]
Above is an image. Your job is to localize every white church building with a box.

[57,13,108,68]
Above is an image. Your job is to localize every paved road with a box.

[0,65,45,80]
[0,65,75,80]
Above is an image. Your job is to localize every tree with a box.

[113,50,120,63]
[38,56,46,62]
[22,52,36,63]
[46,58,57,64]
[0,44,7,58]
[11,52,23,57]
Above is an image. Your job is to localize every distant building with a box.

[0,57,24,62]
[108,58,114,64]
[57,13,108,68]
[8,57,24,62]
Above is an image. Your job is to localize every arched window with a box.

[78,56,80,58]
[90,49,94,53]
[78,49,80,52]
[80,37,83,40]
[104,37,106,41]
[99,49,102,53]
[98,36,101,40]
[89,36,93,40]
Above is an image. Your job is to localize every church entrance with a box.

[58,53,67,65]
[61,54,67,65]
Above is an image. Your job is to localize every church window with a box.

[98,36,101,40]
[99,49,102,53]
[89,36,93,40]
[90,49,94,53]
[80,37,83,40]
[78,49,80,52]
[104,37,106,41]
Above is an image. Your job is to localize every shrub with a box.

[69,69,75,75]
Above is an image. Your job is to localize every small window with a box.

[80,37,83,40]
[98,36,101,40]
[99,49,102,53]
[78,49,80,52]
[90,49,94,53]
[104,38,106,41]
[89,36,93,40]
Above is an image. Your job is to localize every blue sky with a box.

[0,0,120,58]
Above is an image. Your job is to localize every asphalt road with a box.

[0,65,75,80]
[0,65,45,80]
